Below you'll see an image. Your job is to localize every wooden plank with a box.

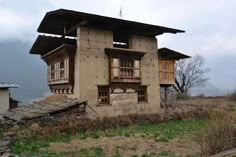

[159,59,175,85]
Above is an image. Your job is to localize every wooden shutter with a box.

[134,60,140,78]
[112,58,119,78]
[159,60,175,84]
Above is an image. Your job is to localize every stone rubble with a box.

[0,97,87,157]
[0,131,17,157]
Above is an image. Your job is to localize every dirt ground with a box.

[45,134,199,157]
[175,97,236,108]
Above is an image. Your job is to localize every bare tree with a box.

[174,55,210,94]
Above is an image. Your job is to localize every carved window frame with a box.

[137,86,148,103]
[110,55,141,83]
[98,86,110,105]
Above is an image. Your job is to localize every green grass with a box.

[11,135,71,156]
[10,118,206,156]
[87,118,205,141]
[75,118,205,141]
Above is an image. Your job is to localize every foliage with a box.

[229,88,236,102]
[176,93,189,100]
[195,112,236,156]
[174,55,210,94]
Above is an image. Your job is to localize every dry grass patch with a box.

[46,135,198,157]
[196,111,236,156]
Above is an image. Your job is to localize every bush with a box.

[195,94,205,98]
[176,93,189,100]
[229,89,236,102]
[196,112,236,156]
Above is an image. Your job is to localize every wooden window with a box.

[159,60,175,84]
[110,56,141,82]
[48,58,70,83]
[98,86,109,104]
[138,86,147,103]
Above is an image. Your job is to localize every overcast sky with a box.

[0,0,236,103]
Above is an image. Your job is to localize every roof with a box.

[158,48,190,60]
[30,35,76,55]
[0,83,19,89]
[37,9,185,36]
[1,97,87,121]
[10,97,21,103]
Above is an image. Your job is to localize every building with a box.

[0,83,19,112]
[158,48,190,105]
[30,9,189,117]
[9,97,21,110]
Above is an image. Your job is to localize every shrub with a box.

[229,89,236,102]
[196,112,236,156]
[195,94,205,98]
[176,93,189,100]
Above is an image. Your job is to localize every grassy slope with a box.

[11,118,206,157]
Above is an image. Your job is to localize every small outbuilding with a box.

[0,83,19,112]
[158,48,190,105]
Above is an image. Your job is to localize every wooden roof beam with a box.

[64,20,88,36]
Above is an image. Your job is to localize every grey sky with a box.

[0,0,236,102]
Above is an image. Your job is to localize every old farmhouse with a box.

[30,9,189,117]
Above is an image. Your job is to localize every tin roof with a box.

[0,83,19,89]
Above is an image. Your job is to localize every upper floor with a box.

[29,9,186,93]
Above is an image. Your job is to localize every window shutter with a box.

[112,58,119,78]
[134,60,140,78]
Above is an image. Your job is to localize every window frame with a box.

[98,86,110,105]
[49,64,56,80]
[137,86,148,103]
[110,55,141,83]
[47,58,70,84]
[59,60,65,79]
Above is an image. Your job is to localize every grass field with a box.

[11,118,206,157]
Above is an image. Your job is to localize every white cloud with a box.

[0,8,36,41]
[1,0,236,98]
[0,0,236,56]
